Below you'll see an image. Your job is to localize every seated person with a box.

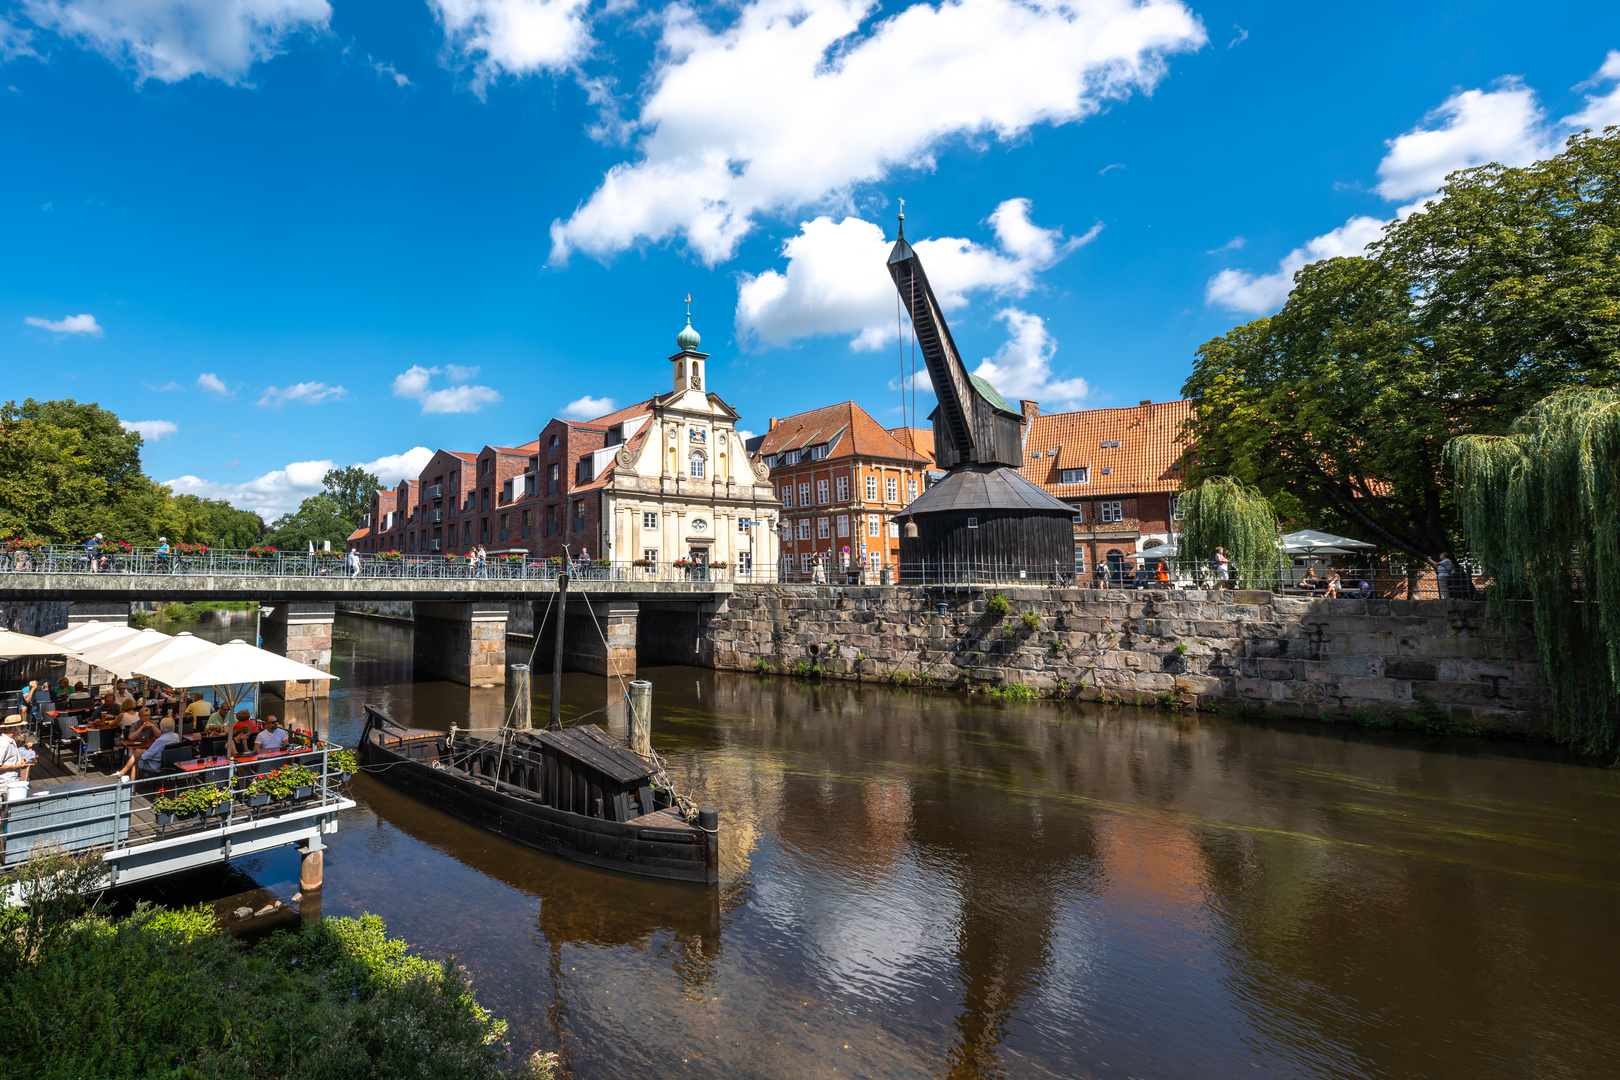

[117,701,141,737]
[255,717,289,754]
[0,717,31,784]
[1325,571,1344,598]
[230,710,260,755]
[1154,564,1171,585]
[1356,577,1373,599]
[124,718,184,780]
[184,693,213,728]
[1299,568,1321,592]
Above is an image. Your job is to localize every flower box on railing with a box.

[709,561,728,569]
[246,546,278,559]
[673,559,693,568]
[176,543,210,556]
[375,551,403,562]
[631,559,655,568]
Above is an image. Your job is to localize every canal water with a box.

[153,610,1620,1079]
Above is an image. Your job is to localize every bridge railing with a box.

[0,545,754,585]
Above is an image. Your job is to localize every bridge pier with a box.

[261,603,334,701]
[637,601,716,667]
[415,602,507,685]
[536,599,637,678]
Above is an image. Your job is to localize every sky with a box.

[4,0,1619,520]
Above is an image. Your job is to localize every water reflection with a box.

[145,611,1620,1080]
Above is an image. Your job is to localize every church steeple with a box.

[671,295,709,393]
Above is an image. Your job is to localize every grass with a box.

[983,682,1038,702]
[752,658,770,674]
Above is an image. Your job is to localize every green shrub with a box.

[984,682,1038,702]
[1174,643,1188,655]
[753,658,770,674]
[985,593,1010,617]
[1020,610,1039,631]
[1048,639,1065,653]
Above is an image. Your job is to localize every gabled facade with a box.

[754,401,932,580]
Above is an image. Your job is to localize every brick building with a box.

[1017,397,1193,581]
[752,401,933,581]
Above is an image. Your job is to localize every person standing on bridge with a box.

[156,536,171,573]
[348,548,361,577]
[475,545,488,579]
[85,533,103,573]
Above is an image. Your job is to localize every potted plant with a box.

[246,545,278,559]
[709,560,728,569]
[328,748,357,783]
[673,558,692,568]
[246,762,319,805]
[153,784,232,825]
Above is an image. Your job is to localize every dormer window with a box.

[784,450,800,465]
[808,445,827,460]
[606,424,623,445]
[548,434,560,456]
[1059,468,1090,485]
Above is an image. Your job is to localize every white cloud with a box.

[370,56,410,87]
[550,0,1204,265]
[971,307,1089,409]
[1,16,39,62]
[255,381,347,408]
[736,198,1096,350]
[1205,66,1617,316]
[1205,215,1386,314]
[442,363,480,382]
[24,312,101,335]
[429,0,592,94]
[391,365,502,414]
[165,447,437,519]
[21,0,331,84]
[360,446,435,486]
[562,395,615,420]
[1375,80,1551,202]
[120,419,177,440]
[196,372,232,397]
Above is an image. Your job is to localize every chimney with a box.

[768,417,778,430]
[1020,399,1040,426]
[1139,399,1151,406]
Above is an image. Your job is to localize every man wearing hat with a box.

[0,716,32,784]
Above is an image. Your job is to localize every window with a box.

[1074,544,1087,573]
[643,548,658,564]
[481,488,490,511]
[797,519,811,541]
[409,534,415,552]
[499,514,509,541]
[1100,501,1124,523]
[644,512,658,529]
[1171,496,1184,520]
[784,450,800,465]
[689,451,705,478]
[1100,439,1121,448]
[521,510,531,538]
[817,517,830,539]
[864,475,877,500]
[1072,506,1084,524]
[889,522,899,538]
[548,463,560,494]
[808,445,826,460]
[479,459,486,475]
[836,476,849,501]
[523,474,536,497]
[577,459,594,484]
[886,477,898,503]
[480,520,489,543]
[464,523,472,544]
[1059,468,1090,485]
[967,517,978,529]
[738,551,752,574]
[549,434,559,456]
[816,479,828,504]
[907,479,917,501]
[547,505,558,535]
[1101,467,1112,475]
[798,482,810,506]
[782,486,794,508]
[501,480,514,504]
[572,500,586,532]
[837,514,849,537]
[799,553,812,573]
[739,518,751,533]
[867,514,880,536]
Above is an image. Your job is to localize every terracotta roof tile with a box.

[346,526,370,542]
[582,399,656,427]
[756,402,929,464]
[1019,399,1193,498]
[886,426,938,469]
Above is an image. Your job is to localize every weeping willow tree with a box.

[1446,387,1620,753]
[1174,477,1284,588]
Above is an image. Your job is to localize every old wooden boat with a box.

[357,705,717,884]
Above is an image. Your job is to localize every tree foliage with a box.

[0,399,263,548]
[1184,128,1620,562]
[1173,476,1283,588]
[1446,387,1620,753]
[266,466,381,550]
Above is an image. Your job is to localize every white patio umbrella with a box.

[138,637,336,716]
[89,629,219,680]
[1281,529,1376,552]
[0,628,83,659]
[43,622,139,649]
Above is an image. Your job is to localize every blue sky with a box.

[4,0,1619,518]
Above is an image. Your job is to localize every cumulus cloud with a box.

[1205,215,1387,314]
[737,198,1096,350]
[255,381,348,408]
[120,419,177,441]
[562,395,615,420]
[361,446,435,486]
[550,0,1204,265]
[166,446,437,519]
[1206,61,1620,316]
[971,308,1089,409]
[429,0,592,94]
[196,372,232,397]
[24,312,101,335]
[21,0,331,84]
[392,365,501,414]
[1,16,39,62]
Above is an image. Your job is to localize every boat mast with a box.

[550,567,568,730]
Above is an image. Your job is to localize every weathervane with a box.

[685,292,692,317]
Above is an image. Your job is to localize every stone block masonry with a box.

[706,586,1549,737]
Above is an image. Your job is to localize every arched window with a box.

[689,451,706,478]
[548,434,559,456]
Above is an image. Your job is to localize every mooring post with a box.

[510,664,532,729]
[300,839,324,892]
[550,571,569,730]
[699,806,719,885]
[628,679,652,757]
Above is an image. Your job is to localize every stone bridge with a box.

[1,573,732,691]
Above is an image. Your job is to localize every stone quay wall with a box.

[706,586,1548,735]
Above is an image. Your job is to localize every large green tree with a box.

[1183,128,1620,562]
[266,466,381,550]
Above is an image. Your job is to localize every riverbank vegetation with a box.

[133,600,260,627]
[1182,129,1620,562]
[1173,476,1281,587]
[0,847,555,1080]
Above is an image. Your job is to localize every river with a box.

[142,609,1620,1079]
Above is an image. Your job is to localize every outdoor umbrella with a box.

[88,629,218,681]
[138,637,336,716]
[43,622,140,649]
[1281,529,1376,552]
[0,628,84,659]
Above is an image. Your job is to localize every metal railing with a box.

[1,739,350,869]
[0,545,761,585]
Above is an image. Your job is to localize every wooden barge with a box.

[358,705,717,884]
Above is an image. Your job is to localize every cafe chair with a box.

[54,714,82,762]
[157,742,197,773]
[79,726,118,771]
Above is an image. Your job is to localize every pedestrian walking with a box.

[85,533,103,573]
[1436,552,1457,599]
[1213,546,1231,588]
[475,545,488,579]
[348,548,362,577]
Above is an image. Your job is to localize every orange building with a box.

[752,401,932,581]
